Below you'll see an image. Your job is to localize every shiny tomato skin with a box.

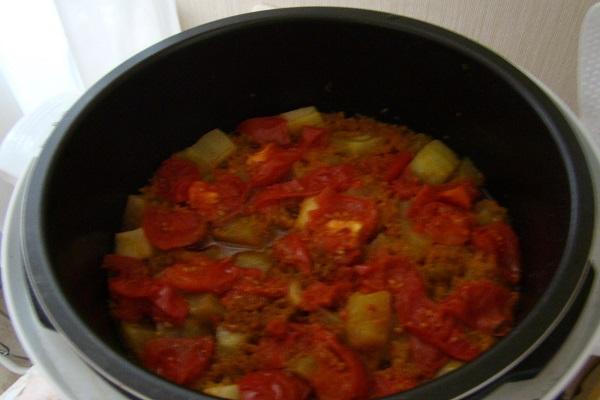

[151,157,200,203]
[272,233,312,274]
[299,281,353,311]
[239,116,291,145]
[441,279,516,336]
[411,201,473,245]
[142,206,206,250]
[160,259,241,294]
[141,337,214,385]
[188,173,247,221]
[248,145,301,187]
[385,151,413,182]
[472,222,521,284]
[238,370,310,400]
[151,285,189,325]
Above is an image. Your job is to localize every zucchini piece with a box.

[114,228,153,259]
[451,158,484,186]
[216,326,248,354]
[288,280,302,306]
[121,323,156,356]
[287,355,318,378]
[345,291,391,349]
[295,196,319,229]
[204,384,240,400]
[187,294,225,322]
[409,140,459,184]
[332,132,384,156]
[181,129,236,170]
[212,215,271,247]
[122,195,145,230]
[280,106,324,134]
[474,199,507,225]
[233,251,272,272]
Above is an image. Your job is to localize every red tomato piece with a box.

[141,337,214,385]
[435,181,479,210]
[409,335,449,378]
[109,276,160,298]
[103,254,148,278]
[142,206,206,250]
[188,173,247,221]
[410,201,473,245]
[238,370,310,400]
[251,164,357,209]
[160,258,241,294]
[151,157,200,203]
[388,260,481,361]
[300,281,353,311]
[247,144,302,187]
[441,279,516,336]
[298,126,328,150]
[152,285,189,325]
[392,169,423,200]
[231,276,289,299]
[385,151,413,182]
[238,116,291,145]
[306,190,378,264]
[111,297,150,322]
[272,233,312,274]
[472,222,521,284]
[371,369,418,398]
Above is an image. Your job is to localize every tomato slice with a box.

[298,126,328,150]
[247,144,302,187]
[306,190,378,265]
[409,335,448,378]
[238,116,291,146]
[272,233,312,275]
[151,157,200,203]
[160,258,241,294]
[152,285,189,325]
[251,164,357,209]
[238,370,310,400]
[141,337,214,385]
[385,151,413,182]
[103,254,148,278]
[441,279,516,336]
[472,222,521,284]
[299,281,353,311]
[142,206,206,250]
[410,201,473,245]
[188,173,248,221]
[436,181,478,209]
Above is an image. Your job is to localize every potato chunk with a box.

[280,106,324,134]
[114,228,153,259]
[122,195,145,230]
[121,323,156,356]
[187,294,225,322]
[181,128,236,170]
[410,139,459,184]
[212,215,271,247]
[345,291,391,349]
[295,196,319,229]
[233,251,272,272]
[204,384,240,399]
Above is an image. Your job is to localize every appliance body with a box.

[2,8,599,400]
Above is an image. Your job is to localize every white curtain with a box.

[0,0,181,228]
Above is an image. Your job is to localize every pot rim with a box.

[21,7,596,400]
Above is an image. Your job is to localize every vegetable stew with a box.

[103,107,520,400]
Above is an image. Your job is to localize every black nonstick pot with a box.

[22,7,595,400]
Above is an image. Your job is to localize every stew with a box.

[104,106,520,399]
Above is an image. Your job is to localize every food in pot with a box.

[102,106,520,399]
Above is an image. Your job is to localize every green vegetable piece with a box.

[212,215,271,247]
[187,294,225,322]
[122,195,145,230]
[410,139,460,184]
[332,131,384,156]
[280,106,324,134]
[114,228,153,259]
[216,326,248,354]
[121,323,156,356]
[204,384,240,399]
[451,158,484,186]
[181,128,236,170]
[345,291,392,349]
[233,251,272,272]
